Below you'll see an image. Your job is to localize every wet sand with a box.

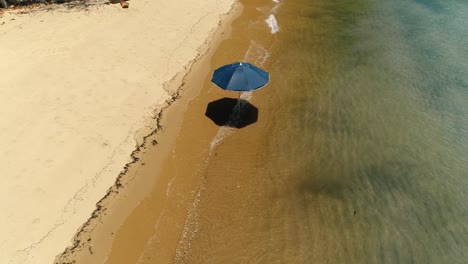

[55,0,281,262]
[0,0,235,263]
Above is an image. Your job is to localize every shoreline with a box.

[55,2,243,263]
[0,1,237,263]
[56,0,281,261]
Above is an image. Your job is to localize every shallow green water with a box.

[256,0,468,262]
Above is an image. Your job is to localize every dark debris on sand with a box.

[0,0,128,11]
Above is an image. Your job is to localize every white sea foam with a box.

[173,156,213,262]
[256,6,270,14]
[241,91,253,101]
[265,14,280,34]
[257,0,281,14]
[210,126,236,152]
[271,1,282,14]
[245,40,271,66]
[174,185,203,262]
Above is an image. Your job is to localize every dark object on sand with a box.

[0,0,95,9]
[0,0,8,8]
[119,0,128,8]
[0,0,47,8]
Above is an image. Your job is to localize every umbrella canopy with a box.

[211,62,269,92]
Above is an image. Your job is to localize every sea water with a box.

[177,0,468,262]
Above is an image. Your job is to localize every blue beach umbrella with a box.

[211,62,269,93]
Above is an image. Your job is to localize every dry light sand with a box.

[0,0,234,263]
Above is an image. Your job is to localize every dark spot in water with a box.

[413,0,445,13]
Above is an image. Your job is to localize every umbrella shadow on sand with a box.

[205,98,258,128]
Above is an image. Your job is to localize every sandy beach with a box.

[50,0,279,262]
[0,0,235,263]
